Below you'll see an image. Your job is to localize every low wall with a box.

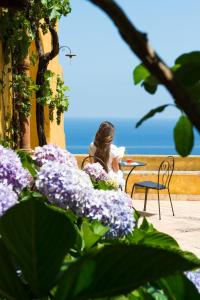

[75,154,200,200]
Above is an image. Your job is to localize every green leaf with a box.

[156,272,200,300]
[174,115,194,157]
[175,51,200,65]
[0,198,77,297]
[81,219,108,249]
[55,244,200,300]
[142,76,158,94]
[173,52,200,86]
[127,227,179,250]
[0,239,29,300]
[133,64,150,85]
[136,105,170,128]
[174,62,200,86]
[17,150,37,177]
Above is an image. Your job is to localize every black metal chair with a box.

[81,155,107,171]
[131,156,175,220]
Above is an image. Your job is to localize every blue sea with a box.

[64,118,200,155]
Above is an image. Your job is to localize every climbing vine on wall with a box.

[0,0,71,147]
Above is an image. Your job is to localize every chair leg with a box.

[157,189,161,220]
[131,184,135,198]
[168,188,175,216]
[143,188,148,211]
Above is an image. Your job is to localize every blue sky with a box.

[59,0,200,119]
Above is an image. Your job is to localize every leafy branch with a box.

[87,0,200,133]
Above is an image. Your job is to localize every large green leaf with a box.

[156,272,200,300]
[174,115,194,156]
[133,64,150,85]
[174,63,200,86]
[142,75,158,94]
[136,105,170,128]
[55,244,200,300]
[173,52,200,86]
[128,229,179,250]
[175,51,200,65]
[0,239,29,300]
[0,198,77,297]
[81,219,108,250]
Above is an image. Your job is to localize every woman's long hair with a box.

[94,121,114,172]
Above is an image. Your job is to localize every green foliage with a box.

[81,219,108,250]
[54,75,69,124]
[17,149,37,177]
[0,196,199,299]
[133,64,150,85]
[174,115,194,157]
[156,273,200,300]
[133,64,158,94]
[135,105,171,128]
[55,243,200,300]
[38,71,69,125]
[0,198,77,298]
[92,179,118,190]
[37,70,55,105]
[132,52,200,156]
[12,73,38,117]
[0,1,71,146]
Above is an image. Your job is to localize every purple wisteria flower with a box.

[83,162,109,181]
[185,269,200,292]
[0,145,30,192]
[36,161,135,237]
[33,144,78,168]
[0,182,18,216]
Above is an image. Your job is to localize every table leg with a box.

[125,166,136,193]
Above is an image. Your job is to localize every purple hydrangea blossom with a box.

[83,162,109,181]
[36,161,135,237]
[33,144,78,168]
[185,269,200,292]
[35,161,93,209]
[86,189,134,237]
[0,183,18,216]
[0,145,30,192]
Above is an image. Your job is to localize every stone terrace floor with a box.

[133,200,200,258]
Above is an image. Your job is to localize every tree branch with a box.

[87,0,200,132]
[34,19,59,146]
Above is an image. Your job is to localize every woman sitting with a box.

[89,121,125,190]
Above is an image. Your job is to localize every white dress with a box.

[89,143,125,189]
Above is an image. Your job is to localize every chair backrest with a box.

[158,156,175,188]
[81,155,107,171]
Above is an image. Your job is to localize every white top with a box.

[89,143,124,172]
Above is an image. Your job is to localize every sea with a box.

[64,117,200,155]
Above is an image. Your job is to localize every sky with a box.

[59,0,200,119]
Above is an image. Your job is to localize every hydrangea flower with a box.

[36,161,135,237]
[33,144,78,168]
[185,269,200,292]
[0,145,30,192]
[83,162,109,181]
[86,189,134,237]
[0,182,18,216]
[83,162,119,190]
[35,161,93,209]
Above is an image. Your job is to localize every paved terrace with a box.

[133,200,200,258]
